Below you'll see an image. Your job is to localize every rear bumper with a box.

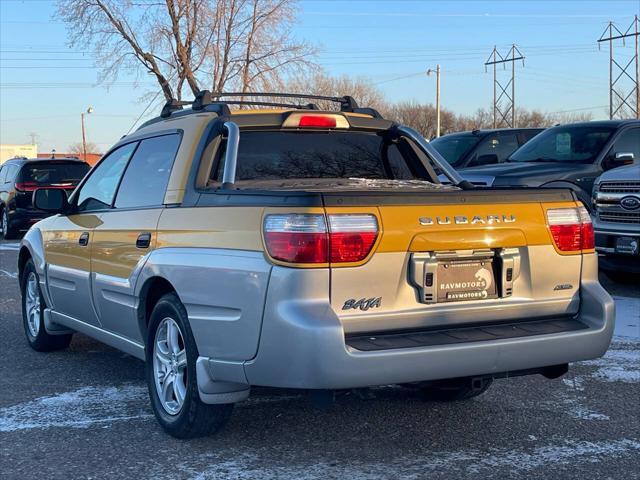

[238,279,614,389]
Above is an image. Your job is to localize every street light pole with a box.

[81,107,94,162]
[427,65,441,137]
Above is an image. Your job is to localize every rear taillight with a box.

[328,214,378,263]
[578,206,594,249]
[546,205,594,252]
[263,214,328,263]
[263,213,378,265]
[14,182,38,192]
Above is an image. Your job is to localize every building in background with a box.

[0,144,38,164]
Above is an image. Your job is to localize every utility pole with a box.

[81,113,87,161]
[598,15,640,119]
[81,107,94,161]
[427,64,441,137]
[28,132,37,145]
[484,45,525,128]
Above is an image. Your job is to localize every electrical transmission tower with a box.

[485,45,525,128]
[598,15,639,119]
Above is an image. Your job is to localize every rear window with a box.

[19,162,90,185]
[210,131,423,182]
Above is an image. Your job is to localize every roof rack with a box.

[210,92,359,110]
[158,90,382,119]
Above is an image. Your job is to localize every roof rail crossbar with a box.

[210,92,360,112]
[215,100,320,110]
[192,90,213,111]
[156,90,380,123]
[160,99,189,118]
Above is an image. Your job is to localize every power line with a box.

[546,105,609,115]
[373,72,425,85]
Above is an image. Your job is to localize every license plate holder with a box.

[615,236,639,255]
[436,259,498,303]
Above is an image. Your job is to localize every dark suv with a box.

[430,128,544,169]
[458,120,640,208]
[0,158,91,239]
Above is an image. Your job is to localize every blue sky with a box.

[1,0,639,153]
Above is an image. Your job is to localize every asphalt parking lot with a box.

[0,238,638,480]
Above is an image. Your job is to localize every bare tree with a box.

[57,0,317,100]
[69,142,100,154]
[384,101,460,139]
[283,72,386,110]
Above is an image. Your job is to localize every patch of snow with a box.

[561,398,610,421]
[550,377,610,420]
[0,385,151,432]
[562,376,585,391]
[583,348,640,383]
[613,296,640,341]
[0,268,17,279]
[164,439,640,480]
[0,243,20,251]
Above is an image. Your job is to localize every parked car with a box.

[457,120,639,208]
[592,163,640,282]
[0,158,91,239]
[430,128,544,169]
[18,92,613,439]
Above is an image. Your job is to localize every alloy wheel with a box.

[153,317,188,415]
[25,272,41,337]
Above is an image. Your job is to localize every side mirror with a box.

[33,188,69,213]
[471,154,499,167]
[606,152,635,169]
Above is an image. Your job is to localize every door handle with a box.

[136,232,152,249]
[78,232,89,246]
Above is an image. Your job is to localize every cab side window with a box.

[470,133,519,166]
[518,129,542,145]
[76,142,138,212]
[114,134,180,209]
[608,128,640,163]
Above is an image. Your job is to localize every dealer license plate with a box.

[436,259,498,303]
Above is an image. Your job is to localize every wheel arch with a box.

[137,275,179,344]
[18,246,32,285]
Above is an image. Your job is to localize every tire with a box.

[21,259,73,351]
[1,208,17,240]
[146,292,234,439]
[420,377,493,402]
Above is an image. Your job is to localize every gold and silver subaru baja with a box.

[18,92,614,438]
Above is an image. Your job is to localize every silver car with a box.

[593,163,640,281]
